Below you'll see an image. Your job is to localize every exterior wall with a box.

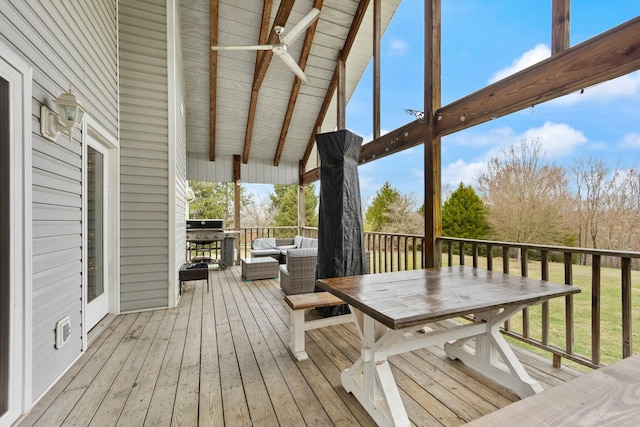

[119,0,186,311]
[187,152,300,185]
[171,0,188,302]
[0,0,118,402]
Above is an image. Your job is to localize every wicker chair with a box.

[279,248,318,295]
[280,249,371,295]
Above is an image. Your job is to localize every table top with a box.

[465,354,640,426]
[316,266,581,329]
[242,257,278,265]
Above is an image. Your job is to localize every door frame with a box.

[81,117,119,349]
[0,41,33,426]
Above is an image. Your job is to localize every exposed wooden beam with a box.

[359,119,424,163]
[300,167,320,185]
[337,51,346,129]
[424,0,442,269]
[274,0,324,167]
[256,0,274,73]
[242,0,294,163]
[209,0,218,162]
[436,16,640,137]
[552,0,570,54]
[373,0,381,139]
[301,0,371,168]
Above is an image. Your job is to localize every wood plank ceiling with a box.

[183,0,401,183]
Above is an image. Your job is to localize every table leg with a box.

[341,314,410,427]
[444,305,544,398]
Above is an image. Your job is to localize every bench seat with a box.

[285,292,354,361]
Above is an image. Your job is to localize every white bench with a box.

[285,292,354,361]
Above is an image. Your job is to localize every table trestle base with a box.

[342,305,545,426]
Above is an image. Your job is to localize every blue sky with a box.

[348,0,640,205]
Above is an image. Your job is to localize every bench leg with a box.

[289,309,308,361]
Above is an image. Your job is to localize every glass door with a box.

[86,145,107,330]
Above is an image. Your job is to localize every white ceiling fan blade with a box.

[280,8,320,46]
[275,50,310,84]
[211,44,273,51]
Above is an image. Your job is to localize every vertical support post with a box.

[298,184,306,235]
[373,0,381,139]
[233,154,241,264]
[209,0,219,161]
[552,0,570,54]
[423,0,442,268]
[337,51,346,130]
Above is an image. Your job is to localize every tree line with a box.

[366,138,640,266]
[189,138,640,266]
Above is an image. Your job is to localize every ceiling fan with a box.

[211,8,320,84]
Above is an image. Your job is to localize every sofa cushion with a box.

[293,235,303,248]
[253,238,276,250]
[287,247,317,258]
[276,244,297,251]
[251,249,281,257]
[299,237,317,249]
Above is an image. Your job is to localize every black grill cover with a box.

[315,130,366,316]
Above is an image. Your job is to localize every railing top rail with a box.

[438,236,640,259]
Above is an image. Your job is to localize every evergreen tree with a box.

[271,184,318,227]
[365,182,401,231]
[442,183,490,239]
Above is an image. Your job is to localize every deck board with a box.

[19,265,584,427]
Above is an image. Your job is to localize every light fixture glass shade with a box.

[55,88,85,128]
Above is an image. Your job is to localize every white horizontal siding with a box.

[1,0,118,400]
[119,0,173,312]
[186,151,299,184]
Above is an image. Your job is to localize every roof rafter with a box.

[242,0,295,164]
[274,0,324,167]
[301,0,371,168]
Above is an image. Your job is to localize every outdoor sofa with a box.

[251,235,318,264]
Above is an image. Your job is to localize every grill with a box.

[186,219,238,269]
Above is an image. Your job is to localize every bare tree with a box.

[241,195,275,228]
[382,193,424,235]
[572,157,616,251]
[477,138,572,246]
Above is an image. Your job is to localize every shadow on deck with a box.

[18,266,583,426]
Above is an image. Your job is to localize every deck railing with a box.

[235,227,639,369]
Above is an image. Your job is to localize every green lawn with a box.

[370,251,640,367]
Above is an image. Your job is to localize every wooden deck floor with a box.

[18,266,583,427]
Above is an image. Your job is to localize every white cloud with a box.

[446,127,518,148]
[619,132,640,148]
[442,159,486,188]
[489,44,551,84]
[522,121,587,158]
[387,38,408,56]
[552,71,640,106]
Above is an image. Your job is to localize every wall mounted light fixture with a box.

[40,85,85,142]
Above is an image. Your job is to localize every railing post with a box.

[472,243,478,268]
[502,246,509,274]
[622,257,632,358]
[541,250,549,346]
[592,255,601,365]
[563,252,575,365]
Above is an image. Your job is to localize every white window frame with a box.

[0,41,33,426]
[81,116,120,350]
